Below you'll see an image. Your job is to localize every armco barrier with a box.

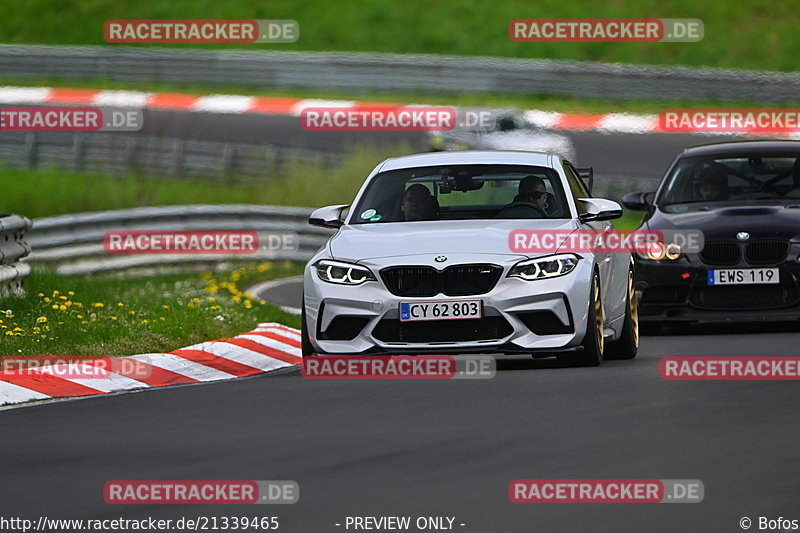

[0,131,343,181]
[0,214,33,296]
[1,44,799,103]
[25,205,333,275]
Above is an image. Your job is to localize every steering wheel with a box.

[500,201,548,218]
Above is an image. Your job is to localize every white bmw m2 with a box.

[302,151,637,366]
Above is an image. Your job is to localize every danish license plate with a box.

[399,300,482,321]
[707,268,780,285]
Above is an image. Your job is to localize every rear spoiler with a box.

[577,167,594,195]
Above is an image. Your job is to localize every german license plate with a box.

[399,300,482,321]
[707,268,780,285]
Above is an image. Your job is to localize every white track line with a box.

[0,381,50,403]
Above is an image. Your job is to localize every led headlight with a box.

[508,254,579,281]
[637,242,682,261]
[315,260,376,285]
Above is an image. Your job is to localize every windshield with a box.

[350,164,570,223]
[658,153,800,206]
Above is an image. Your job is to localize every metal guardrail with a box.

[0,131,343,181]
[1,44,799,103]
[25,205,332,276]
[0,214,33,296]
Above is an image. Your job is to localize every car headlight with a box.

[508,254,579,281]
[637,242,682,261]
[315,260,376,285]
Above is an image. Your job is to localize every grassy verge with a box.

[0,0,796,72]
[1,143,412,217]
[0,261,302,356]
[1,145,646,225]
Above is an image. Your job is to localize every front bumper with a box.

[635,254,800,324]
[303,256,594,355]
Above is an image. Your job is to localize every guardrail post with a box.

[73,133,85,172]
[170,139,185,178]
[0,214,33,297]
[24,133,37,169]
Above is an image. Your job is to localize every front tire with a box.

[559,272,604,367]
[604,269,638,360]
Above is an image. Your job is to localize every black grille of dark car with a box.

[745,241,789,265]
[699,242,740,265]
[372,316,513,343]
[642,286,689,304]
[380,264,502,297]
[690,285,798,309]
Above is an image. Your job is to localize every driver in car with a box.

[696,170,728,201]
[402,184,439,221]
[518,175,549,210]
[495,175,550,218]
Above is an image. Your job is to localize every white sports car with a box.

[429,111,576,161]
[302,151,637,366]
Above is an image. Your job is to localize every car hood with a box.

[329,219,577,261]
[646,203,800,241]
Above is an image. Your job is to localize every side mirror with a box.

[309,204,349,229]
[577,198,623,223]
[621,191,653,211]
[577,167,593,195]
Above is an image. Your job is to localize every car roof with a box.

[681,140,800,158]
[379,150,557,172]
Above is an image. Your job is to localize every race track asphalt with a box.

[2,279,798,533]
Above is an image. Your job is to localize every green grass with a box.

[0,0,796,72]
[0,261,302,356]
[1,144,647,224]
[1,143,412,217]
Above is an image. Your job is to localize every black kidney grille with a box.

[745,241,789,265]
[699,242,740,266]
[380,264,502,297]
[381,267,438,297]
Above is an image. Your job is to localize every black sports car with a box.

[622,140,800,332]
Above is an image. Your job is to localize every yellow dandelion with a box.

[36,316,47,323]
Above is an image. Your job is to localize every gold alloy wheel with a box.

[593,275,604,355]
[629,270,639,349]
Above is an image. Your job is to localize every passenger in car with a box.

[402,184,439,220]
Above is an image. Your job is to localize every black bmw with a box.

[622,140,800,332]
